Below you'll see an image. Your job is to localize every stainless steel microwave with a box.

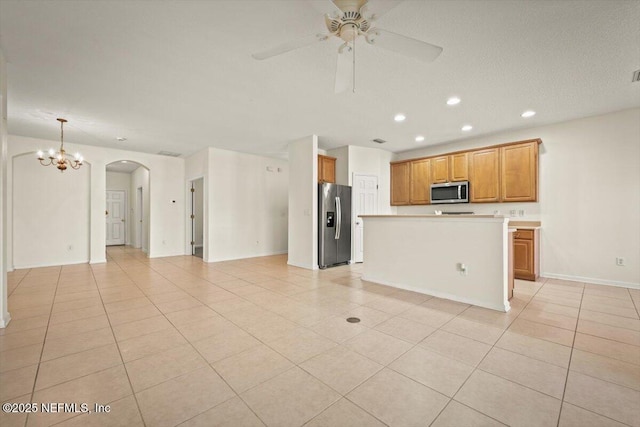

[430,181,469,204]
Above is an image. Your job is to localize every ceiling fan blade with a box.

[307,0,342,19]
[359,0,404,21]
[252,33,330,60]
[335,45,354,93]
[367,28,443,62]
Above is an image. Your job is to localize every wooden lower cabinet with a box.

[508,230,515,299]
[469,148,500,202]
[513,228,539,281]
[410,159,430,204]
[390,161,411,205]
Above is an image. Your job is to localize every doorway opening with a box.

[105,161,150,253]
[352,173,378,263]
[189,178,204,258]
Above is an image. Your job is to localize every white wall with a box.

[362,216,510,312]
[130,166,150,252]
[7,135,185,267]
[395,108,640,287]
[208,148,288,262]
[0,48,10,327]
[288,135,318,269]
[106,171,132,244]
[326,146,349,185]
[13,154,91,268]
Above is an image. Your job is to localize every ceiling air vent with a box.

[372,138,386,144]
[157,151,182,157]
[633,69,640,83]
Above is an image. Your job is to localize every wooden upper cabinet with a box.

[410,159,430,204]
[449,152,469,182]
[501,141,538,202]
[431,156,449,184]
[469,148,500,202]
[318,155,336,183]
[432,153,468,183]
[390,161,411,205]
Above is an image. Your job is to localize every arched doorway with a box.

[105,160,150,255]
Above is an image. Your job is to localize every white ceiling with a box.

[105,161,144,173]
[1,1,638,158]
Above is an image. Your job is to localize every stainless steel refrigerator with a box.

[318,183,352,269]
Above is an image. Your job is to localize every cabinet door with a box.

[318,155,336,183]
[431,156,449,183]
[322,156,336,183]
[390,162,411,205]
[501,142,537,202]
[449,152,469,182]
[469,148,500,202]
[410,159,430,204]
[513,238,534,280]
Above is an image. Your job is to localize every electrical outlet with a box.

[616,257,625,266]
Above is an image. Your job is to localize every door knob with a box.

[121,219,125,222]
[105,210,108,215]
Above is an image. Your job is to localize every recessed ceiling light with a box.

[116,137,127,142]
[394,113,406,122]
[461,125,473,132]
[447,97,461,106]
[121,161,128,163]
[521,110,536,118]
[415,135,425,142]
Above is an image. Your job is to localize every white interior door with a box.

[136,187,143,248]
[106,190,126,246]
[353,174,378,263]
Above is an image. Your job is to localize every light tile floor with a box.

[1,246,639,427]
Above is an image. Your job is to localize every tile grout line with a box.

[88,258,148,427]
[429,278,552,426]
[110,251,271,427]
[24,266,62,427]
[555,281,586,427]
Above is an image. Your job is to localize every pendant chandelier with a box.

[37,118,84,172]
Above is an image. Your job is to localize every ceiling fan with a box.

[252,0,443,93]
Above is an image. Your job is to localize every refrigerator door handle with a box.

[335,196,341,240]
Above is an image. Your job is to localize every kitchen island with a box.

[360,215,511,312]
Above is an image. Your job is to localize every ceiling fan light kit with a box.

[252,0,443,93]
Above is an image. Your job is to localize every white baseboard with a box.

[287,259,318,270]
[362,275,510,313]
[13,259,90,269]
[90,258,107,265]
[0,313,11,329]
[207,250,288,263]
[542,272,639,289]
